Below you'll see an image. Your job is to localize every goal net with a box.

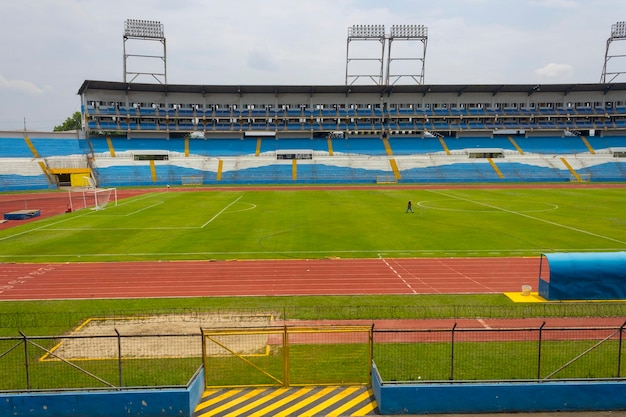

[376,175,398,184]
[181,175,203,186]
[67,187,117,211]
[570,173,592,183]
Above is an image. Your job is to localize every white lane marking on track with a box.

[476,318,492,329]
[378,254,417,294]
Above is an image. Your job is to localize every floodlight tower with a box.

[385,24,428,85]
[123,19,167,84]
[345,25,386,85]
[600,21,626,83]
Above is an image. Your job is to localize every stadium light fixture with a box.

[123,19,167,84]
[124,19,164,39]
[389,24,428,39]
[348,24,385,38]
[611,21,626,39]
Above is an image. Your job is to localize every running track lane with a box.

[0,257,539,300]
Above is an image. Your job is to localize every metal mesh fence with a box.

[2,315,625,392]
[0,333,202,391]
[374,323,626,383]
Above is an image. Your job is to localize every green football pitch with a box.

[0,185,624,263]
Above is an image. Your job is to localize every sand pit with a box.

[44,313,274,361]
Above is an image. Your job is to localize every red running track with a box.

[0,257,539,300]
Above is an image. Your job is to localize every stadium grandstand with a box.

[1,21,625,190]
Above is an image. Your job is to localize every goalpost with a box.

[66,177,118,211]
[67,187,117,211]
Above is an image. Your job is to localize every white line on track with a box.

[378,254,417,294]
[476,318,492,329]
[427,189,626,246]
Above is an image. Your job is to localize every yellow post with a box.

[579,136,595,154]
[508,136,524,155]
[292,159,297,180]
[389,158,401,180]
[487,158,504,178]
[283,325,289,387]
[437,136,451,155]
[216,159,223,181]
[106,136,116,157]
[561,157,582,182]
[382,137,393,155]
[149,160,157,182]
[24,137,40,158]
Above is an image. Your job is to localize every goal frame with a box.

[67,187,118,212]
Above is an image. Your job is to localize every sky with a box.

[1,0,626,132]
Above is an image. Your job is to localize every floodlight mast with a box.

[345,25,386,86]
[345,24,428,86]
[123,19,167,84]
[385,24,428,86]
[600,21,626,83]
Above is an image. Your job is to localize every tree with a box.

[53,111,82,131]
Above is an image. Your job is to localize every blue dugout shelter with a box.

[538,252,626,301]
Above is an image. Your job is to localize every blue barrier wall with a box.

[0,369,205,417]
[372,365,626,414]
[538,252,626,301]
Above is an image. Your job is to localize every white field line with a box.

[426,189,626,246]
[201,195,243,228]
[123,201,164,217]
[0,210,94,242]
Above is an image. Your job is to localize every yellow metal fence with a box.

[201,325,373,388]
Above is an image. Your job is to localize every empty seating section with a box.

[190,139,258,156]
[0,138,33,157]
[260,138,328,153]
[107,138,186,154]
[220,164,293,184]
[331,137,387,155]
[401,162,501,183]
[0,134,625,190]
[443,136,518,153]
[388,137,443,155]
[296,163,388,183]
[585,136,626,151]
[513,136,591,154]
[0,157,54,191]
[28,138,86,157]
[578,162,626,182]
[494,161,570,182]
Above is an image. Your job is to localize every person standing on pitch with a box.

[406,200,414,213]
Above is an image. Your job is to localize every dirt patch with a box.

[45,313,273,360]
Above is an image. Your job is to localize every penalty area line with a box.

[201,195,243,228]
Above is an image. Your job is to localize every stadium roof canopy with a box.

[78,80,626,97]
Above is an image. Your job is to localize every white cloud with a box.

[534,63,575,81]
[0,74,49,95]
